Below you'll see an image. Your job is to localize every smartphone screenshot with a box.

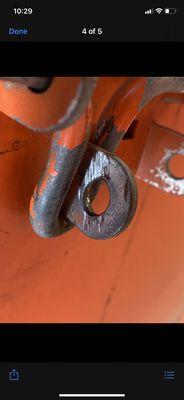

[0,1,184,399]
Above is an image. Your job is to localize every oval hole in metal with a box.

[83,178,110,216]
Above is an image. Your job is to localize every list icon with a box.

[164,371,175,380]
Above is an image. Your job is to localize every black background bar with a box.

[0,324,184,362]
[0,42,184,75]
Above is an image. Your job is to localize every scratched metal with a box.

[141,144,184,195]
[65,144,138,239]
[92,77,184,156]
[12,77,184,239]
[30,138,88,237]
[136,124,184,196]
[31,77,184,239]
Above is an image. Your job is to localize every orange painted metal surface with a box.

[0,77,81,128]
[0,77,184,322]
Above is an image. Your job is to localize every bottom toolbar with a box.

[0,362,181,399]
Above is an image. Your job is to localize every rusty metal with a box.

[65,144,138,239]
[29,77,184,240]
[2,76,184,240]
[30,107,92,237]
[0,76,99,237]
[31,138,137,239]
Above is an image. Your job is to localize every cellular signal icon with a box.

[145,9,153,14]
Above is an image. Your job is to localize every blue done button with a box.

[9,27,28,36]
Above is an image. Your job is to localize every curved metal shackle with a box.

[0,76,98,237]
[2,76,184,239]
[30,77,184,240]
[30,105,93,237]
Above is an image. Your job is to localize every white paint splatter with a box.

[149,142,184,195]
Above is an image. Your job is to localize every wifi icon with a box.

[155,7,163,13]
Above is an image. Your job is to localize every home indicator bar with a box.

[59,395,126,398]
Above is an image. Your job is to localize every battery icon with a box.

[165,8,177,14]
